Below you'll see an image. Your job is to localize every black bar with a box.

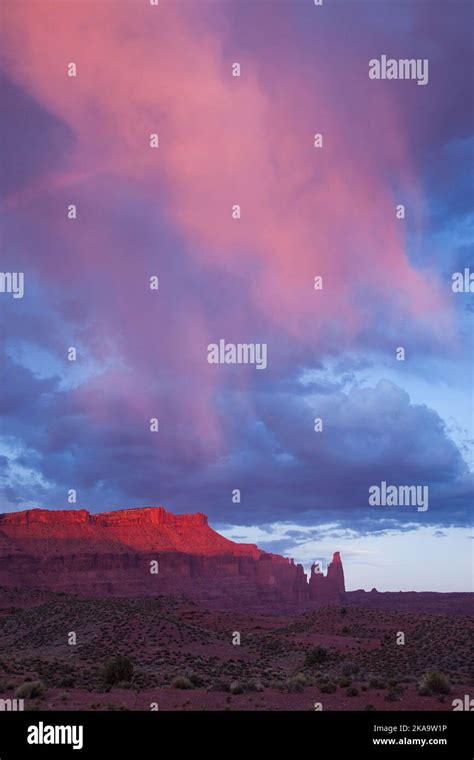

[0,711,472,758]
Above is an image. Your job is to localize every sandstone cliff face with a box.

[0,507,345,606]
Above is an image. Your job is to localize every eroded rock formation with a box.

[0,507,345,606]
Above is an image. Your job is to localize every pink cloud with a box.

[2,0,453,347]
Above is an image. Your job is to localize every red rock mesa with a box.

[0,507,345,607]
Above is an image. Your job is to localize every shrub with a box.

[292,672,307,685]
[339,676,352,687]
[364,704,376,711]
[369,677,387,690]
[285,677,304,693]
[102,656,133,686]
[170,676,193,690]
[418,672,450,696]
[0,678,17,692]
[208,679,229,693]
[319,681,337,694]
[58,675,75,688]
[385,686,403,702]
[246,679,264,692]
[305,646,329,666]
[265,639,283,653]
[229,680,243,695]
[346,686,359,697]
[188,673,205,687]
[15,681,44,699]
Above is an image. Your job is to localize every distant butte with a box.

[0,507,345,607]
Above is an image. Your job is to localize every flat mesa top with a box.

[0,506,208,527]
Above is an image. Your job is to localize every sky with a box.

[0,0,472,591]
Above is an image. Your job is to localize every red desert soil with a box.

[0,587,472,712]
